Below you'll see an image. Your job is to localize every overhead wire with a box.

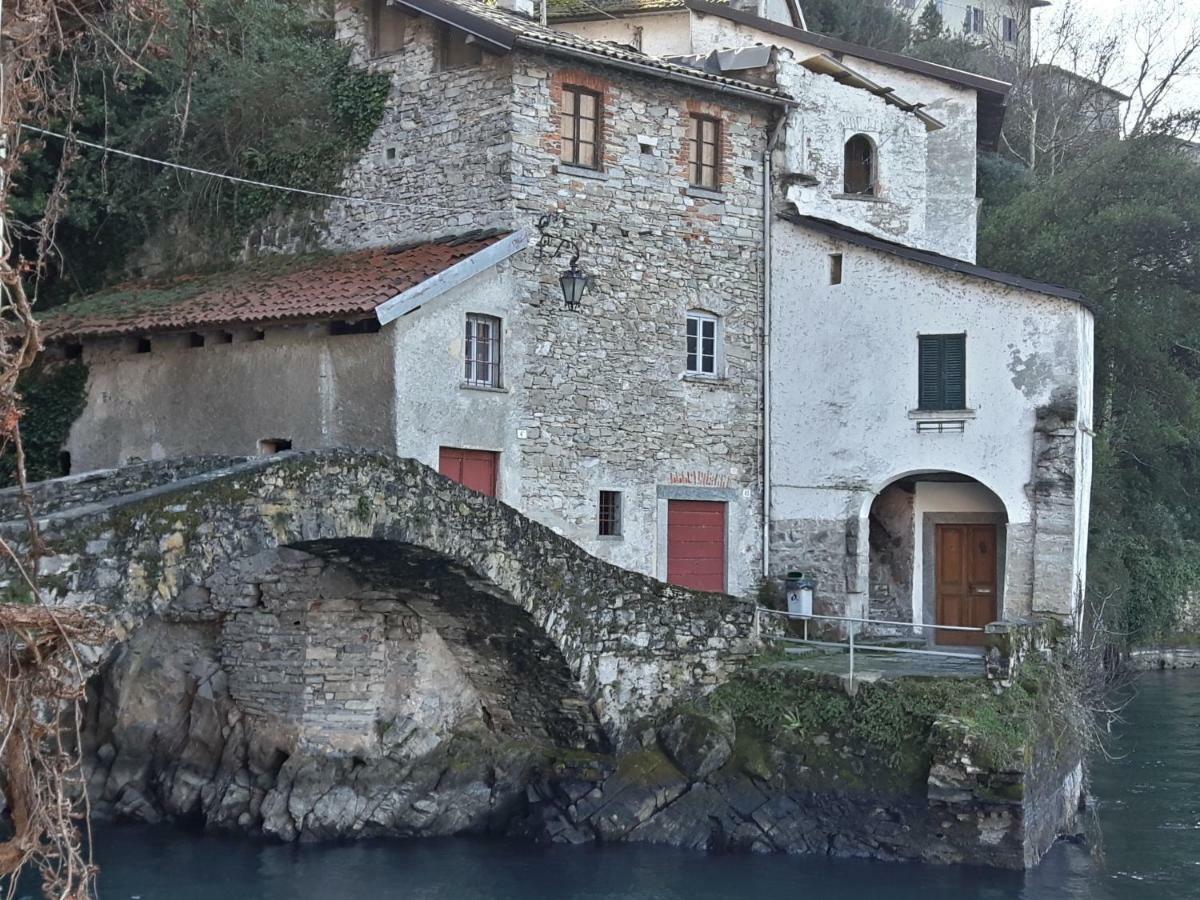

[21,124,427,212]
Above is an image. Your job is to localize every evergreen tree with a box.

[978,138,1200,641]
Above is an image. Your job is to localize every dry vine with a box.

[0,0,163,896]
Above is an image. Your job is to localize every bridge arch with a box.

[4,451,760,737]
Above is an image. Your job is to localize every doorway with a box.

[934,523,997,646]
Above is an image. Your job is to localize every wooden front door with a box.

[667,500,726,593]
[438,447,498,497]
[935,524,997,646]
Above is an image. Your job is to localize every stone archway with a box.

[1,450,761,741]
[860,471,1009,642]
[80,537,608,839]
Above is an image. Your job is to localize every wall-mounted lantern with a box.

[537,212,592,311]
[558,256,590,311]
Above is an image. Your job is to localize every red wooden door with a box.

[667,500,726,593]
[438,447,498,497]
[935,524,997,646]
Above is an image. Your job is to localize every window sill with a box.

[461,383,509,394]
[833,192,888,204]
[908,408,975,420]
[556,164,609,182]
[596,534,624,542]
[685,186,725,202]
[682,373,728,385]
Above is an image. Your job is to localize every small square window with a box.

[135,337,152,354]
[599,490,623,537]
[688,114,721,190]
[830,253,843,285]
[258,438,292,455]
[465,313,502,387]
[686,312,720,376]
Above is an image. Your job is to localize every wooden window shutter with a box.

[918,334,966,410]
[943,334,966,408]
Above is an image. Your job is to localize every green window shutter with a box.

[943,334,966,409]
[918,334,966,410]
[918,335,944,409]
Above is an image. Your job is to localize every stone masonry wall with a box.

[506,52,772,589]
[320,3,514,249]
[8,451,765,737]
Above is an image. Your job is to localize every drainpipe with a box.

[762,113,786,581]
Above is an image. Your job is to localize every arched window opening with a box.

[844,134,876,196]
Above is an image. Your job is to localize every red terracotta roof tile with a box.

[40,232,506,341]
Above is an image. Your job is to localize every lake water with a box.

[81,669,1200,899]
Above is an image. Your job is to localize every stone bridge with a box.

[0,450,761,744]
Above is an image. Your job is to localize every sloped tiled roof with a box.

[547,0,702,19]
[395,0,791,102]
[41,232,506,341]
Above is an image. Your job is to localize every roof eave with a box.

[683,0,1011,99]
[782,213,1091,309]
[514,34,793,105]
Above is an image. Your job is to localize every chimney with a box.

[496,0,538,18]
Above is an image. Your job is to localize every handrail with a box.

[752,606,987,682]
[755,606,986,633]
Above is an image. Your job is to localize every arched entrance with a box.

[865,472,1008,646]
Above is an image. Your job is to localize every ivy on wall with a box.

[0,361,89,487]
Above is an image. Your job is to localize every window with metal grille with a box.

[561,86,602,169]
[464,314,501,388]
[843,134,876,195]
[688,114,721,190]
[598,490,622,537]
[369,0,406,56]
[918,334,966,410]
[686,312,720,376]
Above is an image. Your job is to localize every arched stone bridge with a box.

[0,450,761,742]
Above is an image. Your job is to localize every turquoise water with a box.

[82,669,1200,899]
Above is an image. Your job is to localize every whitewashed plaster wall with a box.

[66,326,398,471]
[769,223,1093,620]
[390,264,527,512]
[684,12,982,260]
[772,53,931,251]
[560,11,694,56]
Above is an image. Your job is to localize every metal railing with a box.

[753,606,986,681]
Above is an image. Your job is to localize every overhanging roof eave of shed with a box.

[783,213,1092,310]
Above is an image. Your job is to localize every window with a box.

[369,0,406,56]
[918,334,966,410]
[560,86,602,169]
[189,332,205,348]
[135,337,151,354]
[843,134,876,196]
[829,253,843,285]
[688,114,721,190]
[686,312,720,376]
[440,25,482,69]
[258,438,292,455]
[1003,15,1018,43]
[598,490,623,537]
[465,313,501,387]
[964,6,984,34]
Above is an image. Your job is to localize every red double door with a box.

[666,499,727,593]
[438,447,498,497]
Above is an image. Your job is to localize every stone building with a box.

[42,0,1093,635]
